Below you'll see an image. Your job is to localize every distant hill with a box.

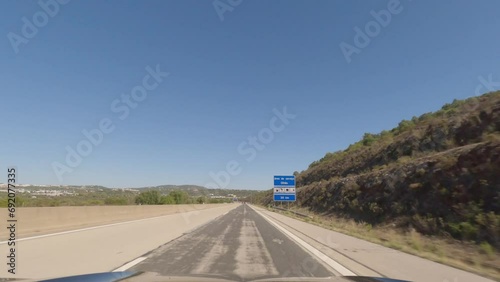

[137,185,258,198]
[1,184,259,198]
[259,91,500,247]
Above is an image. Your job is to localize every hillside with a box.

[260,91,500,248]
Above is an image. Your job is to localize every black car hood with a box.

[23,271,411,282]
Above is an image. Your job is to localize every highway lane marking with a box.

[250,206,356,276]
[257,210,387,278]
[272,238,284,244]
[112,257,147,272]
[0,209,220,244]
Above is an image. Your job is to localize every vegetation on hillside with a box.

[258,91,500,250]
[0,189,138,207]
[0,184,251,207]
[134,190,232,205]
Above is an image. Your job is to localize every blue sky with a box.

[1,0,499,189]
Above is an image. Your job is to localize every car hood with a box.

[4,271,411,282]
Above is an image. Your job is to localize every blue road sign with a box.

[274,175,295,187]
[273,175,296,202]
[273,194,296,201]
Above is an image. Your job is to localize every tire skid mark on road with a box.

[234,217,279,278]
[136,216,230,272]
[129,205,333,280]
[192,225,231,274]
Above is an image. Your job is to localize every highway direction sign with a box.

[273,175,296,202]
[273,175,295,187]
[273,194,296,201]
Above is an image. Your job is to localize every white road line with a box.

[0,211,198,245]
[251,206,356,276]
[112,257,147,272]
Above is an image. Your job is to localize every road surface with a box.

[0,203,495,282]
[129,204,495,282]
[129,204,335,280]
[0,204,238,279]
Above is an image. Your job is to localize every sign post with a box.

[273,175,296,205]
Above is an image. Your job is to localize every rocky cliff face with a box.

[264,91,500,247]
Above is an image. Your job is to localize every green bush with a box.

[362,133,377,146]
[395,119,415,134]
[309,160,320,168]
[448,222,478,240]
[168,190,190,204]
[479,242,495,258]
[161,195,175,204]
[135,190,161,205]
[104,197,128,205]
[346,141,364,152]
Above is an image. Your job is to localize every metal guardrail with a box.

[270,206,312,218]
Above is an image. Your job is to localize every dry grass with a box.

[271,206,500,281]
[0,204,231,240]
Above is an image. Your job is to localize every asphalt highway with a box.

[130,204,335,281]
[0,203,494,282]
